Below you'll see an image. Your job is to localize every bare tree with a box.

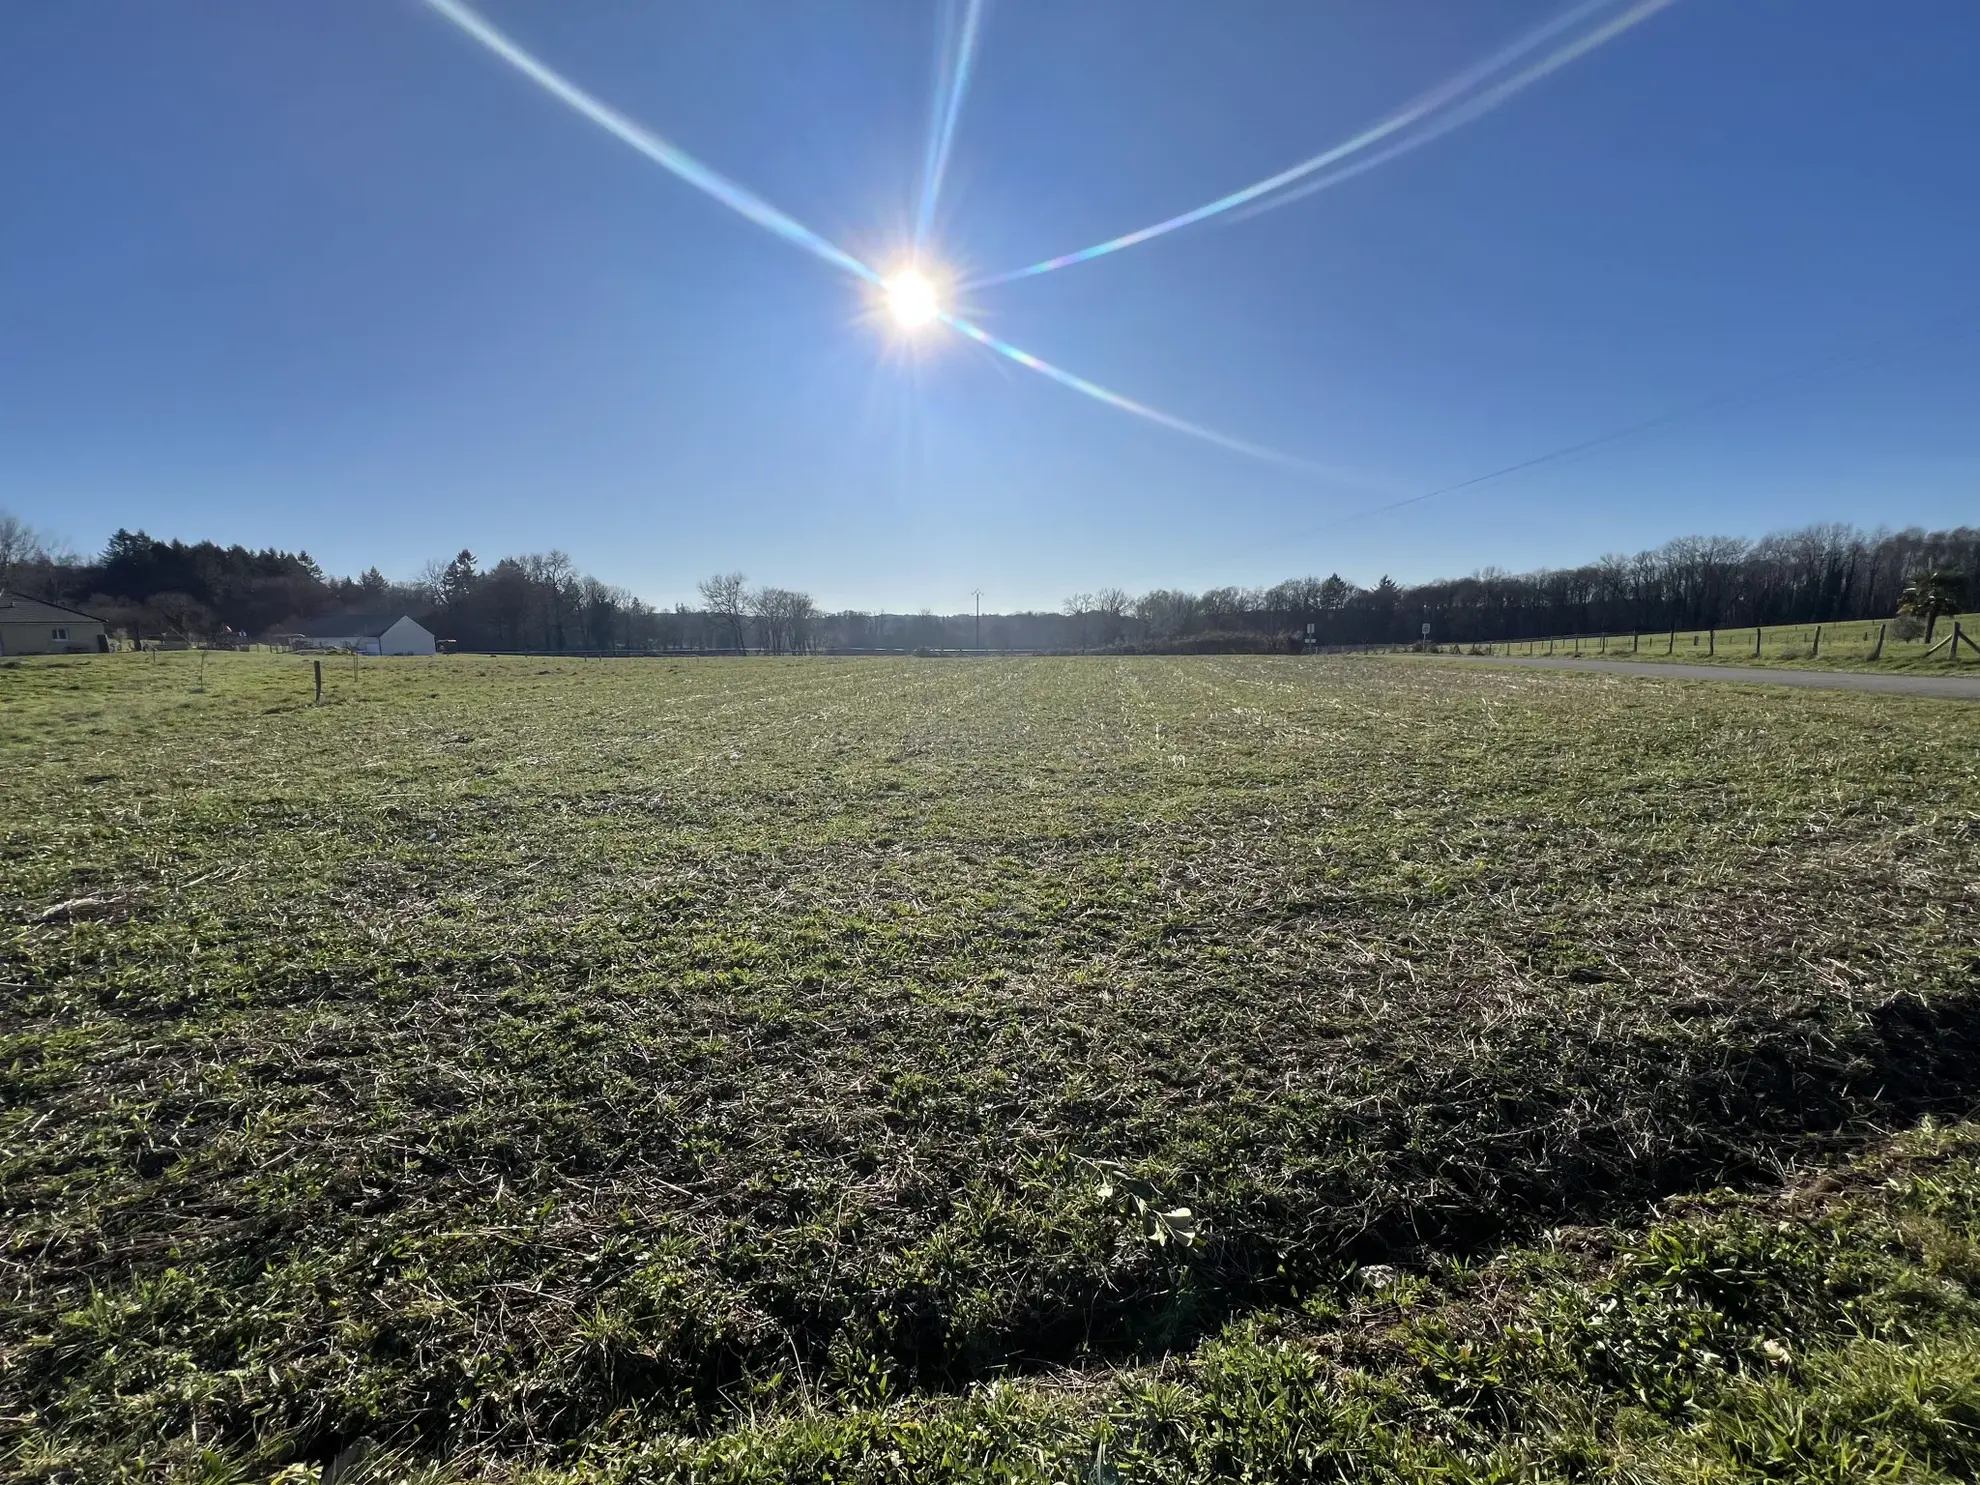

[1133,589,1200,640]
[578,576,630,650]
[519,551,577,649]
[1092,587,1130,646]
[0,511,49,591]
[146,591,212,643]
[747,585,781,654]
[1199,586,1254,629]
[785,590,818,654]
[413,557,451,609]
[1062,592,1093,650]
[699,572,749,652]
[748,586,820,655]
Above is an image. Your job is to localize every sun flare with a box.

[884,269,941,330]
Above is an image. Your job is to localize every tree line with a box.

[1057,523,1976,651]
[1,509,1970,653]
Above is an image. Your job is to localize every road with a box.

[1425,654,1980,702]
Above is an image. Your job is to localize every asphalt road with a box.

[1430,654,1980,702]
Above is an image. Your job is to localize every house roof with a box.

[0,592,106,624]
[294,612,425,638]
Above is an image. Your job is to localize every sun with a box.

[884,269,941,330]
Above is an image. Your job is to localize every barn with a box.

[0,593,110,655]
[293,613,437,656]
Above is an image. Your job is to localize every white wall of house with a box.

[0,620,107,655]
[378,617,436,656]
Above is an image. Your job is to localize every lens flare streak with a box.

[421,0,1440,487]
[1228,0,1680,225]
[940,313,1353,480]
[973,0,1665,287]
[917,0,987,245]
[422,0,880,285]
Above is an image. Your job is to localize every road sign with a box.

[1421,622,1432,637]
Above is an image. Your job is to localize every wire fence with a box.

[1445,612,1980,666]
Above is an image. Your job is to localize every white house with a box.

[292,613,437,656]
[0,593,110,654]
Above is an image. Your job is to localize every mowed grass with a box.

[4,652,1979,1482]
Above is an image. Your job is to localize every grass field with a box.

[5,652,1980,1483]
[1476,612,1980,672]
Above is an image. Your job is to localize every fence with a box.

[1448,611,1980,666]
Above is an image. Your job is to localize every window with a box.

[50,628,66,641]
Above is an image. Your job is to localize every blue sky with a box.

[3,1,1976,612]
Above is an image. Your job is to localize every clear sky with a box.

[4,1,1976,612]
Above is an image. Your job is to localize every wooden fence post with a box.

[1632,632,1639,653]
[1709,628,1715,657]
[1812,625,1821,658]
[1869,623,1885,661]
[1668,629,1676,654]
[1754,627,1762,658]
[313,660,322,703]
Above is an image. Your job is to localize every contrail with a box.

[422,0,880,285]
[1227,0,1680,226]
[972,0,1665,287]
[917,0,987,246]
[940,312,1366,483]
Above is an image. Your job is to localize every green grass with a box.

[4,651,1978,1482]
[1477,612,1980,672]
[336,1120,1980,1485]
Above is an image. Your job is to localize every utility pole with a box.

[971,588,983,651]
